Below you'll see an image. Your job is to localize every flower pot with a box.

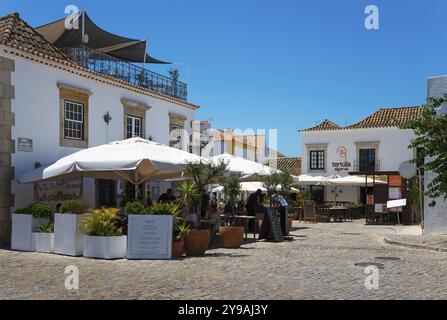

[84,235,127,260]
[32,233,54,253]
[54,213,88,256]
[184,230,210,256]
[219,226,244,248]
[127,215,173,259]
[286,218,293,235]
[11,213,47,251]
[172,240,184,258]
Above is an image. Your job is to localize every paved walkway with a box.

[1,220,447,300]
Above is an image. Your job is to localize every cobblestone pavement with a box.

[1,220,446,300]
[385,234,447,251]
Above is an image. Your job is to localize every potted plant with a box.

[172,221,190,258]
[219,173,245,248]
[126,201,179,259]
[81,207,126,260]
[33,221,54,253]
[54,200,89,256]
[182,161,228,256]
[11,203,52,251]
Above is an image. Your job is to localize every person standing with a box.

[246,189,262,216]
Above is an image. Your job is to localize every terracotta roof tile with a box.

[0,12,72,63]
[300,119,341,132]
[301,107,424,132]
[264,157,302,176]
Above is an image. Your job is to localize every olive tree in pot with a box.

[81,207,126,260]
[126,200,180,259]
[11,203,52,251]
[219,173,245,248]
[54,200,89,256]
[182,160,228,255]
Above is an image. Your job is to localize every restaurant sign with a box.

[34,178,82,202]
[331,146,352,172]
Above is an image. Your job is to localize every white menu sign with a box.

[127,215,173,259]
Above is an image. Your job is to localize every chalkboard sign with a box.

[259,207,283,242]
[302,200,316,223]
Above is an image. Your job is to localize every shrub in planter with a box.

[11,203,52,251]
[218,173,245,249]
[81,208,126,260]
[54,200,89,256]
[33,221,54,253]
[126,202,179,260]
[125,200,146,215]
[172,221,190,258]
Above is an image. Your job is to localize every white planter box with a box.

[127,215,173,260]
[11,213,47,251]
[54,213,88,256]
[32,233,54,253]
[84,236,127,260]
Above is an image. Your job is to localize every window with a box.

[126,115,142,138]
[64,101,84,140]
[169,123,184,148]
[310,150,325,170]
[359,149,376,172]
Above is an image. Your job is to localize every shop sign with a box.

[34,178,82,201]
[331,146,352,172]
[17,137,33,152]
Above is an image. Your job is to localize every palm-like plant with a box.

[177,180,201,214]
[81,208,123,237]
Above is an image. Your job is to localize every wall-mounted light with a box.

[103,112,112,125]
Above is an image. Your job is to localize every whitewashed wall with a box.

[424,76,447,234]
[8,53,196,210]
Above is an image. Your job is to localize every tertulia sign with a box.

[332,146,352,172]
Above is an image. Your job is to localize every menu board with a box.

[302,200,316,222]
[259,207,283,242]
[127,215,173,259]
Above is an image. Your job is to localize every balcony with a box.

[61,46,187,101]
[353,160,381,173]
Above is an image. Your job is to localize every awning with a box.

[36,11,170,64]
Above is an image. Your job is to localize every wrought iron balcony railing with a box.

[61,46,187,101]
[353,160,381,172]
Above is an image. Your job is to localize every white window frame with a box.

[169,123,184,149]
[126,115,142,139]
[64,100,84,140]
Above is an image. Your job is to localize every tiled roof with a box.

[345,106,424,129]
[0,12,72,64]
[264,157,302,176]
[300,119,342,132]
[301,107,424,132]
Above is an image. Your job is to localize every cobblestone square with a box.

[1,221,446,300]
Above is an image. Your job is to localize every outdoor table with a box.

[327,206,350,222]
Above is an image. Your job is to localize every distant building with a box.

[263,157,302,176]
[299,106,423,223]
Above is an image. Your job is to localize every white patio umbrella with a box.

[328,175,386,186]
[292,174,331,186]
[212,182,267,193]
[18,138,206,185]
[210,153,278,181]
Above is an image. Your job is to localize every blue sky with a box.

[2,0,447,156]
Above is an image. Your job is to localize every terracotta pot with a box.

[287,218,293,235]
[172,240,184,258]
[219,226,244,248]
[184,230,210,256]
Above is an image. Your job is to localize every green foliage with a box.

[277,169,294,197]
[14,207,30,214]
[28,203,52,219]
[296,189,312,202]
[185,160,228,190]
[403,96,447,206]
[37,221,54,233]
[220,173,242,207]
[81,208,123,237]
[125,200,146,215]
[174,221,191,242]
[59,200,89,215]
[146,202,181,216]
[176,180,200,213]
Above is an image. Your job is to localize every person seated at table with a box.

[157,188,176,203]
[223,202,235,216]
[236,201,246,215]
[204,202,221,242]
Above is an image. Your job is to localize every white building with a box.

[300,107,423,223]
[424,75,447,234]
[0,13,198,246]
